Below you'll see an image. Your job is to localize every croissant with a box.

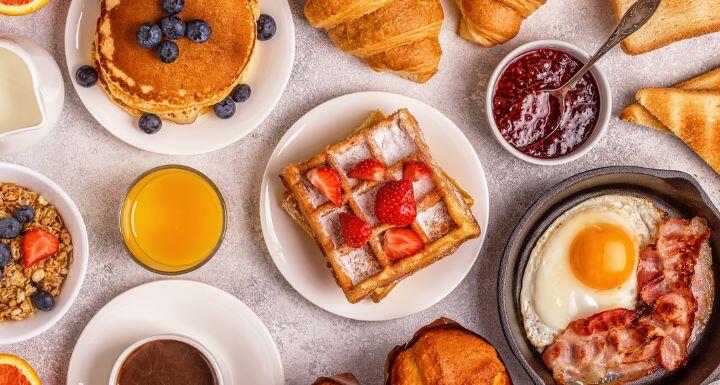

[305,0,444,83]
[456,0,545,47]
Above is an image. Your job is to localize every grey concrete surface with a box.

[1,0,719,384]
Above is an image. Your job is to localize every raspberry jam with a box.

[492,48,601,159]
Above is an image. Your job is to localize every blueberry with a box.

[75,65,98,88]
[32,291,55,311]
[231,84,251,103]
[161,15,186,40]
[0,244,11,267]
[156,40,179,63]
[213,98,236,119]
[0,218,20,239]
[186,19,212,43]
[138,113,162,134]
[163,0,184,14]
[257,14,276,41]
[14,205,35,224]
[136,23,162,48]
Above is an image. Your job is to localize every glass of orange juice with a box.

[120,165,226,274]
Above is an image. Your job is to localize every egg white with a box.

[520,195,666,351]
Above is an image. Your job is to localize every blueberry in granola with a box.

[14,205,35,224]
[31,291,55,311]
[0,244,10,267]
[0,218,21,239]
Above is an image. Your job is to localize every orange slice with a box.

[0,0,50,16]
[0,354,41,385]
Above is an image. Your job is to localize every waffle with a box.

[280,109,481,303]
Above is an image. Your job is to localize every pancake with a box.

[94,0,258,124]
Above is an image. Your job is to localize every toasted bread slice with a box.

[611,0,720,55]
[637,88,720,173]
[621,67,720,132]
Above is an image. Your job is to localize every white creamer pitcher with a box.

[0,35,64,154]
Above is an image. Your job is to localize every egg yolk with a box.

[569,223,636,290]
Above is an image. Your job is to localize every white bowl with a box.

[0,163,88,344]
[108,334,224,385]
[485,40,612,166]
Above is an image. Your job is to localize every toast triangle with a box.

[637,88,720,173]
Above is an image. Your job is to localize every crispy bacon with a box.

[542,218,711,384]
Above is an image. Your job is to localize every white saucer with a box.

[64,0,294,155]
[259,91,490,321]
[66,280,284,385]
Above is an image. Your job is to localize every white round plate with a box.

[66,280,284,385]
[260,92,490,321]
[64,0,294,155]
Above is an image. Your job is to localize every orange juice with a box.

[120,166,225,274]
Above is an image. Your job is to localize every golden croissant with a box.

[456,0,545,47]
[305,0,444,83]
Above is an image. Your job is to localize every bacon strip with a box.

[542,218,710,384]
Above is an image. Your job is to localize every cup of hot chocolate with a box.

[108,334,223,385]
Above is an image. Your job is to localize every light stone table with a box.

[1,0,720,384]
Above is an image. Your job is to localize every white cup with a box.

[108,334,224,385]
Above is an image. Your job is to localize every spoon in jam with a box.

[526,0,662,146]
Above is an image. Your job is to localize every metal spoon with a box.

[525,0,662,147]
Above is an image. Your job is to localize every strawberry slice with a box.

[340,213,371,248]
[383,228,425,261]
[375,180,416,226]
[307,167,342,207]
[347,159,385,181]
[21,228,59,268]
[403,161,432,182]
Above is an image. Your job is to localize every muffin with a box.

[385,318,512,385]
[312,373,360,385]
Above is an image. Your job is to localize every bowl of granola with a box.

[0,163,88,344]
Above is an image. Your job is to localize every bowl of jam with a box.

[486,40,611,165]
[109,334,223,385]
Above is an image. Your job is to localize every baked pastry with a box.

[611,0,720,55]
[94,0,258,124]
[636,88,720,173]
[456,0,545,47]
[312,373,360,385]
[304,0,443,83]
[385,318,511,385]
[280,109,480,303]
[621,67,720,132]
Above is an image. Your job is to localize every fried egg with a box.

[520,195,666,350]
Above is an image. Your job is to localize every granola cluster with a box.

[0,183,73,321]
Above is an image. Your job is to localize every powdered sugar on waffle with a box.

[333,141,373,188]
[320,206,350,246]
[371,122,418,164]
[336,245,382,285]
[417,201,455,242]
[413,178,435,201]
[354,184,382,226]
[303,178,329,209]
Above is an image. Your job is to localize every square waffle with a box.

[280,109,481,303]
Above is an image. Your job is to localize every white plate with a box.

[259,92,490,321]
[66,280,284,385]
[64,0,295,155]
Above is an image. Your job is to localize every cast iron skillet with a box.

[498,166,720,385]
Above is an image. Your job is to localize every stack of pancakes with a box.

[93,0,259,124]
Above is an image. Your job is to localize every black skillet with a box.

[498,166,720,385]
